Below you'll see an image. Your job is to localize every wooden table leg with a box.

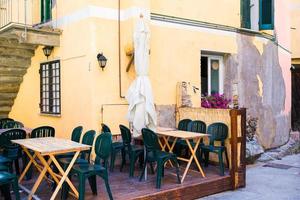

[158,136,168,151]
[28,153,53,200]
[18,147,36,183]
[162,136,179,167]
[19,147,47,182]
[186,138,205,177]
[35,153,60,185]
[181,138,205,183]
[169,137,178,153]
[49,151,80,199]
[162,136,172,151]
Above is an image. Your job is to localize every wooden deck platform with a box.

[18,163,231,200]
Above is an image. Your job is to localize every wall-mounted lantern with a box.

[97,53,107,71]
[42,46,54,59]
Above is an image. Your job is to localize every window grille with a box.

[40,60,61,115]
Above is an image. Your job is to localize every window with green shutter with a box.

[259,0,274,30]
[241,0,251,29]
[41,0,52,23]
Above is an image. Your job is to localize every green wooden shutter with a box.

[41,0,52,23]
[241,0,251,29]
[259,0,274,30]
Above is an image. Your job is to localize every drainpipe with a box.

[118,0,125,98]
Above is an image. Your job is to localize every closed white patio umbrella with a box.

[126,16,157,138]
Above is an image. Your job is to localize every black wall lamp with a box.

[97,52,107,70]
[43,46,54,59]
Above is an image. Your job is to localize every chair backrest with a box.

[119,125,132,149]
[141,128,160,159]
[101,123,111,133]
[207,123,228,146]
[187,120,206,133]
[119,125,131,144]
[178,119,192,131]
[0,129,26,148]
[2,121,24,129]
[94,132,112,168]
[0,118,14,129]
[71,126,83,143]
[31,126,55,138]
[80,130,96,160]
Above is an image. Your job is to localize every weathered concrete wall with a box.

[156,105,176,128]
[225,34,290,149]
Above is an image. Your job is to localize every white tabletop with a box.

[12,137,91,156]
[156,130,208,139]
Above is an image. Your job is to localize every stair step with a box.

[0,67,27,76]
[0,106,12,113]
[0,76,23,84]
[0,93,17,100]
[0,46,34,58]
[0,37,36,117]
[0,100,14,106]
[0,38,37,50]
[0,114,9,119]
[0,83,20,93]
[0,56,31,68]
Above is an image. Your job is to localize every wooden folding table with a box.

[12,137,91,200]
[156,130,208,183]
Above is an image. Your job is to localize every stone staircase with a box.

[0,37,37,118]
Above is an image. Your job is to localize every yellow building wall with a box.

[150,0,240,27]
[290,0,300,61]
[8,0,287,140]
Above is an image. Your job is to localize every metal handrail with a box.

[0,0,33,29]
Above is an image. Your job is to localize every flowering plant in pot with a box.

[201,93,231,109]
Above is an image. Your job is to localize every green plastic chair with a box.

[58,130,96,166]
[101,123,124,172]
[26,126,55,178]
[186,120,207,145]
[0,170,20,200]
[0,118,14,129]
[67,132,113,200]
[59,130,95,199]
[30,126,55,138]
[2,121,24,129]
[56,126,83,159]
[139,128,181,189]
[178,119,192,131]
[200,122,229,176]
[178,120,206,158]
[119,125,144,177]
[0,164,9,172]
[0,156,11,170]
[0,129,26,175]
[71,126,83,143]
[174,119,192,155]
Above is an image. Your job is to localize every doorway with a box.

[201,55,224,96]
[291,64,300,131]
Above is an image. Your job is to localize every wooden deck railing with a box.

[177,107,247,190]
[230,108,246,189]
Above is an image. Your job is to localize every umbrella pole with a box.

[144,146,147,180]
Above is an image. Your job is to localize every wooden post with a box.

[230,108,247,190]
[230,109,238,190]
[239,108,247,187]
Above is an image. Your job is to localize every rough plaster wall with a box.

[156,105,176,128]
[225,34,290,149]
[224,54,239,99]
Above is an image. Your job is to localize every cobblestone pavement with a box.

[201,154,300,200]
